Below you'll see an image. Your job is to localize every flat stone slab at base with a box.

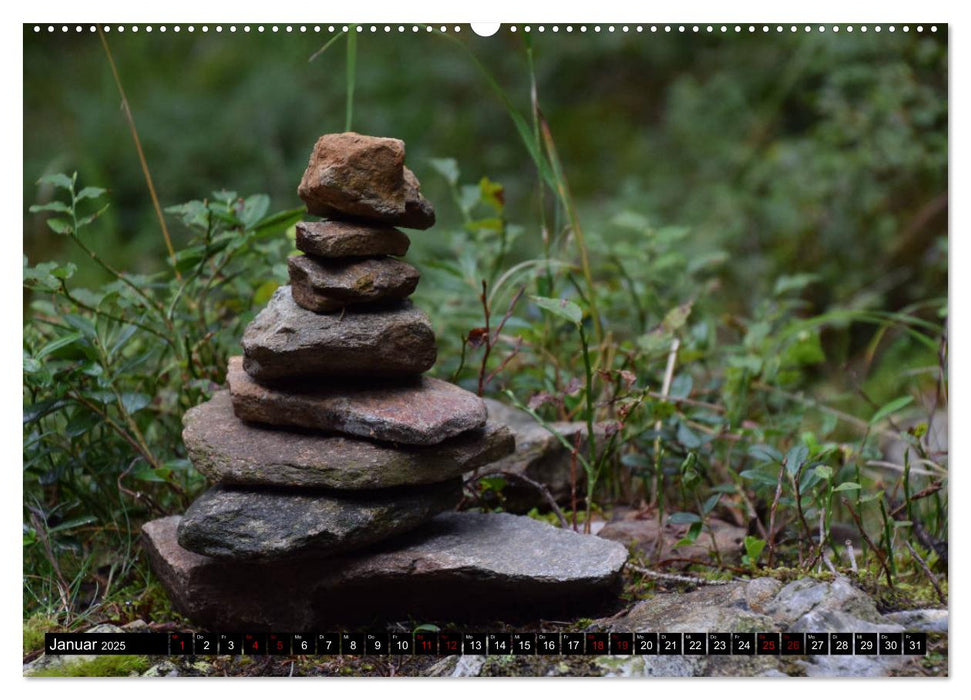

[241,286,436,380]
[296,220,411,258]
[184,391,513,489]
[142,512,629,630]
[177,479,460,561]
[288,255,420,313]
[227,356,487,445]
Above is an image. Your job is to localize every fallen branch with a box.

[654,557,750,575]
[889,481,944,518]
[490,470,569,529]
[842,498,894,589]
[626,562,732,586]
[903,541,946,605]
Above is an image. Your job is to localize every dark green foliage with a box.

[24,174,302,618]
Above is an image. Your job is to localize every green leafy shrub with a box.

[24,173,302,620]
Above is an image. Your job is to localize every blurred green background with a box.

[24,25,946,314]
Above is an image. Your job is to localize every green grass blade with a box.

[308,30,347,63]
[345,27,357,131]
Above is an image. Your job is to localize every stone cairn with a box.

[142,133,628,630]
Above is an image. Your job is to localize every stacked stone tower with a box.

[142,134,627,629]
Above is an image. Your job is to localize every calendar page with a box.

[22,14,948,680]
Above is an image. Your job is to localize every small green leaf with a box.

[675,521,703,547]
[669,374,693,399]
[166,200,210,230]
[29,201,71,214]
[748,444,783,463]
[45,218,72,235]
[531,295,582,325]
[814,465,833,481]
[661,301,693,333]
[413,623,440,633]
[739,469,779,486]
[37,173,74,191]
[785,444,809,475]
[76,186,107,201]
[478,476,507,492]
[252,207,305,239]
[667,511,702,525]
[253,280,280,306]
[51,262,76,280]
[48,515,97,534]
[860,490,884,504]
[132,468,172,483]
[870,396,914,425]
[76,204,110,228]
[774,273,820,296]
[676,421,702,449]
[478,176,505,212]
[35,332,83,359]
[744,536,766,563]
[701,493,721,515]
[120,393,152,415]
[239,194,271,229]
[833,482,861,492]
[211,189,238,204]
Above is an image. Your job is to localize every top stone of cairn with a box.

[297,132,435,230]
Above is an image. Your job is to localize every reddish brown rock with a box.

[241,286,436,380]
[598,513,746,564]
[288,255,420,312]
[142,512,628,629]
[296,220,411,258]
[227,356,486,445]
[297,132,434,229]
[183,391,514,489]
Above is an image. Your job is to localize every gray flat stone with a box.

[142,512,629,629]
[184,391,514,489]
[241,286,436,380]
[227,356,487,445]
[288,254,420,312]
[297,132,434,229]
[296,220,411,258]
[176,480,461,561]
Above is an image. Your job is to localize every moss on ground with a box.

[28,655,153,677]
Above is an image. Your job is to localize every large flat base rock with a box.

[228,356,486,445]
[142,512,628,630]
[241,286,436,381]
[184,391,512,489]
